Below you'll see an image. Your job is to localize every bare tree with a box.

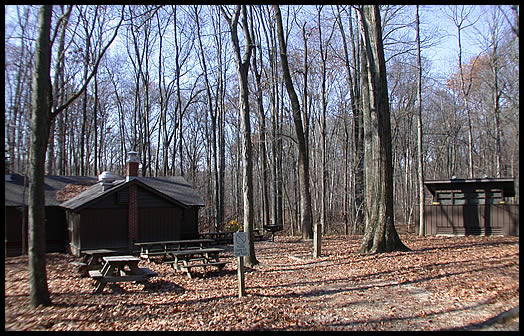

[334,5,365,235]
[28,5,53,307]
[415,5,425,236]
[273,5,313,241]
[357,5,409,254]
[220,5,259,266]
[195,5,224,230]
[27,4,123,307]
[251,6,271,230]
[446,5,479,178]
[314,5,336,256]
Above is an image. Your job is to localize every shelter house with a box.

[420,177,519,236]
[4,173,97,256]
[4,152,205,256]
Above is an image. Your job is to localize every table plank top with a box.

[103,255,140,262]
[168,247,224,256]
[81,249,118,255]
[134,239,214,246]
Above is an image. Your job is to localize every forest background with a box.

[4,5,520,236]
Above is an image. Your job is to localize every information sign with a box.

[233,232,249,257]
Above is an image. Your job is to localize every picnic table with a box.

[70,249,119,277]
[199,231,266,244]
[135,239,215,261]
[164,247,229,279]
[199,232,234,244]
[263,224,283,242]
[88,255,157,294]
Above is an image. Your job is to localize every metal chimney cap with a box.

[127,151,138,162]
[98,171,118,182]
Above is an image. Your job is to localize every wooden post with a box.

[237,256,245,297]
[313,223,321,257]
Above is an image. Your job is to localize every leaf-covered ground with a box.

[4,235,519,331]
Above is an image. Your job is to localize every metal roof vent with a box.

[98,171,118,191]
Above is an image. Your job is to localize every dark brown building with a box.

[4,174,97,256]
[61,153,205,255]
[4,153,205,256]
[420,178,519,236]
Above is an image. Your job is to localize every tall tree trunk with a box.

[93,72,99,176]
[26,5,122,306]
[450,6,477,178]
[337,5,365,234]
[266,11,283,230]
[489,24,503,177]
[357,5,409,254]
[213,7,226,232]
[251,10,270,230]
[48,6,73,175]
[315,5,330,256]
[79,6,97,176]
[195,5,220,229]
[416,5,425,236]
[273,5,313,240]
[28,4,52,307]
[221,5,258,266]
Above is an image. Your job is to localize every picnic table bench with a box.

[163,247,229,279]
[199,231,266,244]
[135,239,215,261]
[88,255,157,294]
[263,224,283,242]
[198,232,234,244]
[70,249,119,277]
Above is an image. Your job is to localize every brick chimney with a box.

[126,151,139,181]
[126,151,139,249]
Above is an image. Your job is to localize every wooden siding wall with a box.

[181,206,200,239]
[423,204,519,236]
[79,208,129,250]
[5,207,24,243]
[138,207,182,242]
[5,206,68,256]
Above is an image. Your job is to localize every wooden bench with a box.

[162,247,228,278]
[177,261,229,279]
[139,250,167,260]
[88,270,147,282]
[136,239,215,261]
[88,269,153,283]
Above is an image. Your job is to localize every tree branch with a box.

[51,5,125,119]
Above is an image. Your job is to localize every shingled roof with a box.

[59,176,205,211]
[424,178,515,197]
[5,174,204,210]
[136,176,205,207]
[4,174,98,206]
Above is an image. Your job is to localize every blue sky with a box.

[4,5,511,84]
[420,5,503,80]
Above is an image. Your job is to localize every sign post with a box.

[233,231,249,297]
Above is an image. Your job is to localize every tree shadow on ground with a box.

[250,255,517,300]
